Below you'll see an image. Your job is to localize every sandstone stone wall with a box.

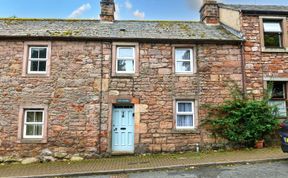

[0,41,103,157]
[241,15,288,98]
[0,40,242,158]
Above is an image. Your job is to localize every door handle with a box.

[120,128,126,130]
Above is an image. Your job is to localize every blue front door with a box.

[112,105,134,152]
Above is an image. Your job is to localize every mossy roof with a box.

[0,19,241,41]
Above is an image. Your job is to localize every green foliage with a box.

[204,82,279,147]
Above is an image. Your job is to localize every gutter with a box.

[0,36,243,44]
[240,41,246,97]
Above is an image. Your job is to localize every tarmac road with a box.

[77,160,288,178]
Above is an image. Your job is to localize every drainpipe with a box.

[240,41,246,97]
[98,42,104,155]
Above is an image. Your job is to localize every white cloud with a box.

[133,10,145,19]
[115,3,120,20]
[124,0,132,10]
[68,3,91,18]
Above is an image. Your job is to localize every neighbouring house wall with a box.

[0,40,242,158]
[0,41,103,157]
[219,7,241,31]
[241,15,288,98]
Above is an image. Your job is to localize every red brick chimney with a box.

[200,0,219,25]
[100,0,115,22]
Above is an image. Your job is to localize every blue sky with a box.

[0,0,288,20]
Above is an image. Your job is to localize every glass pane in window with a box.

[39,48,47,58]
[38,61,47,71]
[26,112,34,122]
[271,82,285,99]
[176,49,191,60]
[264,33,281,48]
[264,22,282,32]
[26,124,34,135]
[35,125,43,136]
[30,48,39,58]
[118,48,134,58]
[35,112,43,122]
[30,61,39,71]
[117,60,134,72]
[176,61,191,72]
[268,101,287,117]
[178,102,192,112]
[177,115,193,127]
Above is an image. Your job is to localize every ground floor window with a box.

[268,81,287,117]
[176,101,194,129]
[23,109,45,138]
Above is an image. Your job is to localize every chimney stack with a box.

[100,0,115,22]
[200,0,219,25]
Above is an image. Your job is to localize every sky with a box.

[0,0,288,21]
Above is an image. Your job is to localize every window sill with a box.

[17,138,47,144]
[174,73,196,77]
[22,74,50,78]
[171,128,200,134]
[112,73,136,78]
[262,48,288,53]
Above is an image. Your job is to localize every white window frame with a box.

[23,109,45,139]
[116,47,135,74]
[27,46,48,74]
[175,48,193,73]
[263,21,283,48]
[176,101,194,129]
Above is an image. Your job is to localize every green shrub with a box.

[204,83,280,147]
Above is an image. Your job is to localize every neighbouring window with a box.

[28,46,48,74]
[176,101,194,129]
[116,47,135,73]
[23,109,45,139]
[175,48,193,73]
[263,21,283,48]
[268,81,287,117]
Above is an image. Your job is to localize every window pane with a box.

[177,115,193,127]
[39,48,47,58]
[118,48,134,58]
[26,124,35,135]
[271,82,285,99]
[30,48,39,58]
[176,61,191,72]
[35,125,43,136]
[35,112,43,122]
[178,103,192,112]
[26,112,34,122]
[117,60,134,72]
[176,49,191,60]
[38,61,47,71]
[264,33,281,48]
[264,22,282,32]
[30,61,39,71]
[268,101,287,117]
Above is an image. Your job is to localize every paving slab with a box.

[0,147,287,178]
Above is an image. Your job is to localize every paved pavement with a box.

[0,147,287,178]
[83,160,288,178]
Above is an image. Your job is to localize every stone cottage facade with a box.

[0,0,287,159]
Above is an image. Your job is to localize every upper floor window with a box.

[175,48,193,73]
[263,21,283,48]
[116,47,135,73]
[28,46,48,74]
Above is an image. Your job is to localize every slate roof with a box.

[219,4,288,14]
[0,19,241,42]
